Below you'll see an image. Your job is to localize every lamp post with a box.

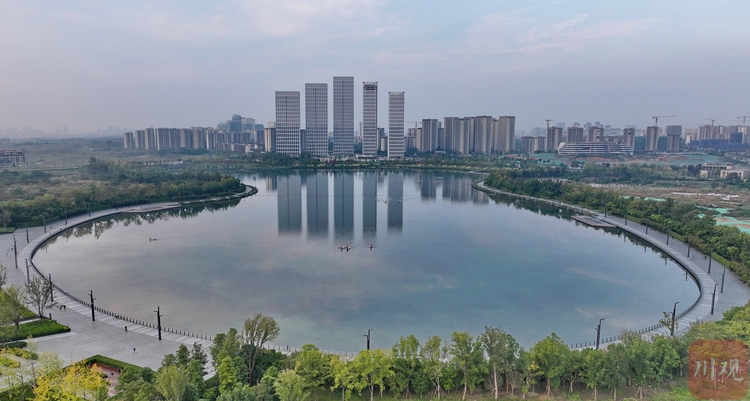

[25,226,29,243]
[43,218,46,233]
[596,318,605,350]
[364,329,372,350]
[48,273,54,302]
[645,221,649,234]
[671,301,679,336]
[722,266,726,293]
[711,283,718,315]
[90,290,96,321]
[687,242,691,258]
[12,235,18,270]
[25,259,29,284]
[708,251,713,274]
[154,306,163,340]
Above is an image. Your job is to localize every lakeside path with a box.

[475,182,750,346]
[0,203,217,371]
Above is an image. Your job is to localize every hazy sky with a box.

[1,0,749,135]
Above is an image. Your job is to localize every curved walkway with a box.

[475,182,750,347]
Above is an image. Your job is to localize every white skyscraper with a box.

[305,83,328,158]
[388,92,405,159]
[275,91,301,156]
[362,82,378,157]
[333,76,354,157]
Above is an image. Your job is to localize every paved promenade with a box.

[476,182,750,345]
[1,206,214,371]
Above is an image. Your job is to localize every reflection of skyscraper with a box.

[387,174,403,230]
[472,188,489,205]
[306,172,328,236]
[277,174,302,233]
[334,173,354,238]
[363,172,378,237]
[443,174,470,203]
[419,172,436,200]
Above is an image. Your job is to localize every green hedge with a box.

[6,319,70,342]
[84,354,142,372]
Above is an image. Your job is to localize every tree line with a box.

[484,168,750,284]
[0,157,244,228]
[100,302,750,401]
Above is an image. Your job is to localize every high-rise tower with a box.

[333,77,354,157]
[362,82,378,157]
[305,83,328,158]
[275,91,301,156]
[388,92,405,159]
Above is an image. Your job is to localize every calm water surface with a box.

[33,171,698,351]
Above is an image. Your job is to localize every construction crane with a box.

[545,119,555,129]
[738,116,749,126]
[652,115,676,127]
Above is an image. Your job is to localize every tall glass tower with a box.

[362,82,378,157]
[305,83,328,158]
[333,76,354,157]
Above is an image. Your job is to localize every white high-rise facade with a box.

[275,91,301,156]
[305,83,328,158]
[388,92,405,159]
[333,77,354,157]
[362,82,378,157]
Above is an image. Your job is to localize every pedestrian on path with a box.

[133,347,136,354]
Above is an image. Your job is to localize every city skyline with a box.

[1,1,749,136]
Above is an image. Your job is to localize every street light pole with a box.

[671,301,679,336]
[596,318,605,350]
[90,290,96,321]
[687,242,691,258]
[25,259,29,284]
[48,273,54,302]
[364,329,372,350]
[708,252,713,274]
[154,306,163,340]
[711,284,718,315]
[722,266,726,293]
[12,235,18,270]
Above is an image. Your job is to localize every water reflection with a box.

[387,174,403,231]
[362,172,378,238]
[277,174,302,234]
[305,173,328,237]
[333,173,354,239]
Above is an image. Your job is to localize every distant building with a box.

[275,91,301,156]
[645,126,659,152]
[305,83,328,158]
[388,92,405,159]
[522,136,545,153]
[587,126,604,142]
[546,127,562,152]
[557,142,634,156]
[264,128,276,153]
[362,82,378,157]
[623,128,636,148]
[566,127,585,143]
[0,150,25,165]
[666,125,682,152]
[333,76,355,157]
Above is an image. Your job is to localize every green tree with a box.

[479,326,519,398]
[530,333,570,396]
[3,284,26,330]
[274,369,309,401]
[330,355,361,401]
[352,349,393,401]
[449,331,486,399]
[603,343,629,401]
[243,314,281,384]
[420,336,447,399]
[389,335,421,398]
[218,355,245,395]
[156,364,193,401]
[582,349,606,400]
[217,384,257,401]
[294,344,329,401]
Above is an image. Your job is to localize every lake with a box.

[33,170,699,352]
